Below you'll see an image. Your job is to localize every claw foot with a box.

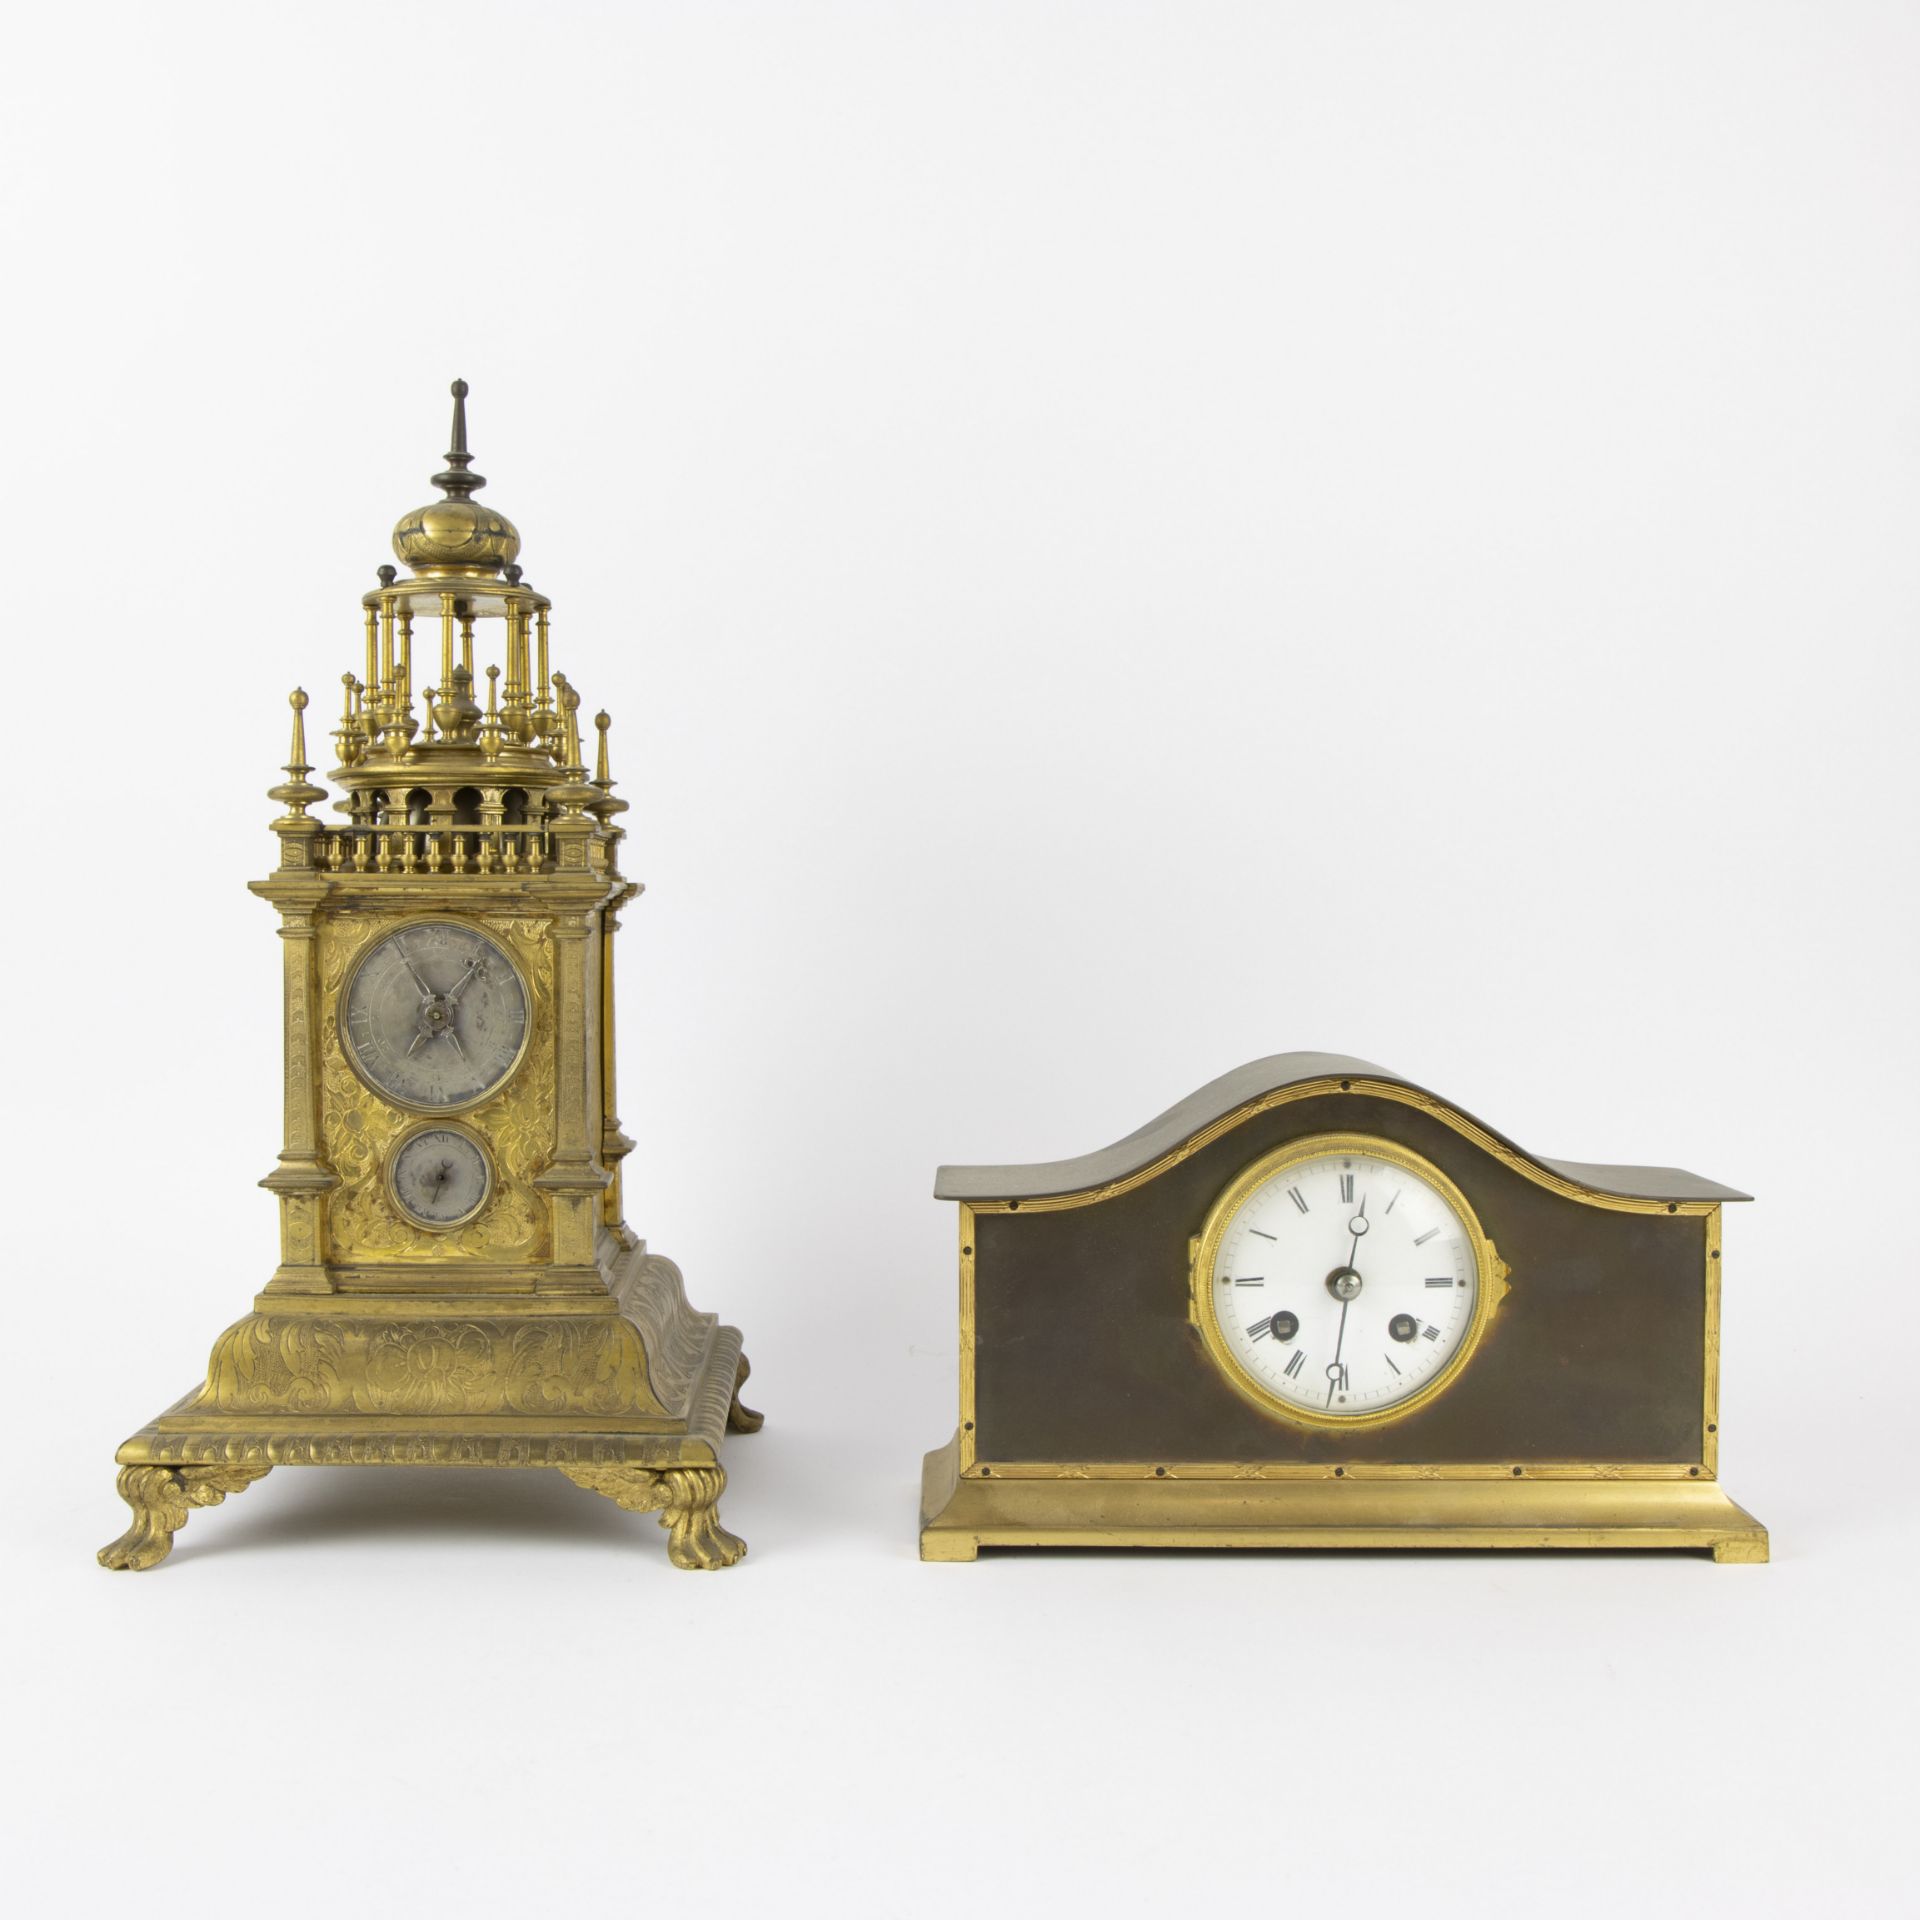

[98,1463,270,1571]
[560,1462,747,1570]
[660,1467,747,1569]
[728,1354,764,1434]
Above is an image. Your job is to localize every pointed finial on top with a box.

[288,688,310,770]
[270,688,328,836]
[432,377,487,499]
[588,708,629,824]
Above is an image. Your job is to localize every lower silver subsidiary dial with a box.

[388,1124,493,1229]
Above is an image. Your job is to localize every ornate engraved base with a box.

[103,1242,758,1572]
[919,1434,1769,1562]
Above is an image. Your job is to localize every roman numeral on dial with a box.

[1413,1228,1439,1246]
[1283,1349,1306,1379]
[1287,1187,1309,1214]
[1424,1277,1453,1288]
[1338,1173,1355,1203]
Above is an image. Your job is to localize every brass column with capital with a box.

[100,381,760,1573]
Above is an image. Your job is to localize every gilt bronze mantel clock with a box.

[921,1053,1767,1562]
[100,382,759,1572]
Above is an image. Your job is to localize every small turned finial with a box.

[431,378,486,499]
[377,563,397,588]
[588,707,629,824]
[269,688,328,833]
[334,672,365,768]
[505,563,523,585]
[552,672,585,771]
[480,662,503,763]
[287,688,310,772]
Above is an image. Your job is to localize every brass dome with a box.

[392,497,521,573]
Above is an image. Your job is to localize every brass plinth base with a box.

[101,1244,761,1573]
[919,1435,1768,1562]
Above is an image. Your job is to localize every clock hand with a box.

[1328,1295,1351,1405]
[441,1023,470,1065]
[1327,1192,1364,1404]
[445,958,483,1006]
[396,941,434,999]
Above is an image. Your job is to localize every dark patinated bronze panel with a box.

[971,1092,1707,1465]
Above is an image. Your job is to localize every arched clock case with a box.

[920,1053,1767,1562]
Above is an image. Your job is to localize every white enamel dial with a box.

[1203,1137,1486,1423]
[341,920,529,1111]
[389,1126,492,1228]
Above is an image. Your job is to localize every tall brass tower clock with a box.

[100,383,760,1572]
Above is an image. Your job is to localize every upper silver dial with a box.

[341,921,529,1111]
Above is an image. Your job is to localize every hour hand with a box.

[396,941,434,998]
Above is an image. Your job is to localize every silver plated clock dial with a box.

[1197,1133,1493,1426]
[341,920,530,1112]
[388,1125,493,1229]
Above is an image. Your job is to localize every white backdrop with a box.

[4,4,1915,1914]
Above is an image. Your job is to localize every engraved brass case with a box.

[100,384,760,1573]
[920,1053,1767,1562]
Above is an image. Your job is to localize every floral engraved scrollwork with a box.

[210,1316,349,1413]
[317,913,554,1263]
[362,1323,495,1412]
[198,1313,662,1418]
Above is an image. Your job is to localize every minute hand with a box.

[1327,1194,1365,1402]
[445,958,483,1006]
